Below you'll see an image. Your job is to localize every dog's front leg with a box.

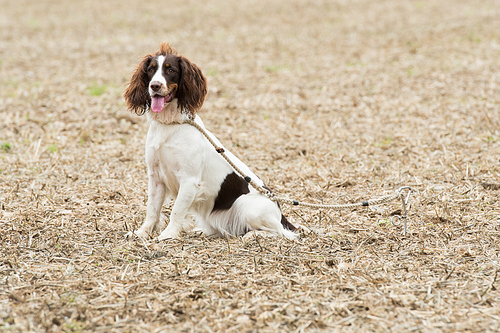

[135,176,167,239]
[158,179,198,240]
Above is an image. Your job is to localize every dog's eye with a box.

[168,69,174,74]
[148,67,155,73]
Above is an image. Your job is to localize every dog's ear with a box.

[177,56,207,116]
[123,55,152,115]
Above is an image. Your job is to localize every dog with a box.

[123,42,297,240]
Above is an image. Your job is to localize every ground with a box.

[1,0,500,332]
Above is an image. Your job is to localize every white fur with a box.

[149,55,167,93]
[134,100,296,240]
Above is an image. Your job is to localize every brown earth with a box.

[1,0,500,332]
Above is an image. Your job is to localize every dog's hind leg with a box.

[231,194,298,239]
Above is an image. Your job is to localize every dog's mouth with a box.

[150,90,175,113]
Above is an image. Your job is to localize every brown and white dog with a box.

[123,42,297,240]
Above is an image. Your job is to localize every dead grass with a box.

[1,0,500,331]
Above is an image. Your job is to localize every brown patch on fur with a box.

[159,42,177,56]
[212,172,250,212]
[167,83,178,94]
[123,54,152,115]
[177,56,207,117]
[280,214,297,231]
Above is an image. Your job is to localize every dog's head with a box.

[123,42,207,118]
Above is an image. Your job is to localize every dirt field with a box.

[1,0,500,331]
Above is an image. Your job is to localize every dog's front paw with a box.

[158,229,180,241]
[134,228,151,239]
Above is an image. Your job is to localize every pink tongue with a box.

[151,96,165,113]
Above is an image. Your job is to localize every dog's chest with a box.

[144,124,187,193]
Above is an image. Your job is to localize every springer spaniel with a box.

[123,42,297,240]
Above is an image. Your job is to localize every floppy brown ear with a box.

[177,56,207,116]
[123,55,152,115]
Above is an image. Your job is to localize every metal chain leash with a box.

[182,119,413,235]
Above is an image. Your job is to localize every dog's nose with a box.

[150,81,162,92]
